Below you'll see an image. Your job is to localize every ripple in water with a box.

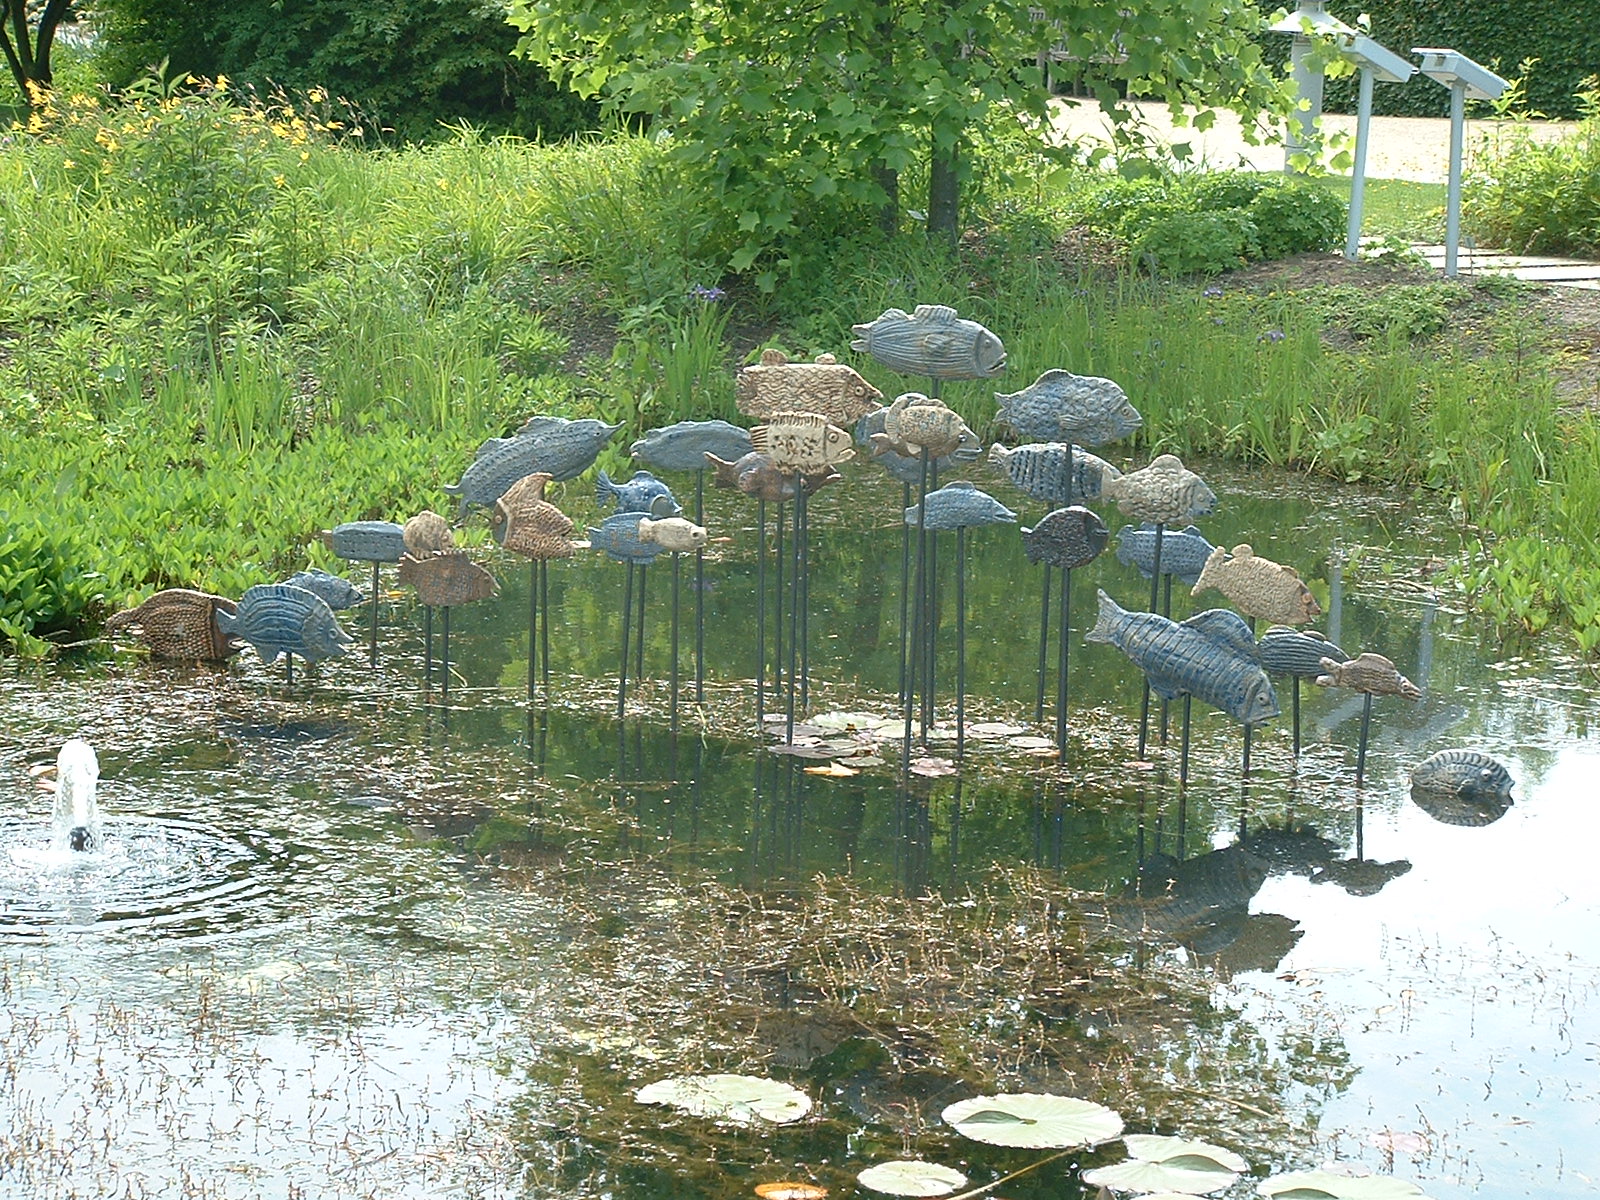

[0,816,275,941]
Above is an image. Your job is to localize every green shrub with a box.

[0,514,104,653]
[1246,179,1346,259]
[1125,206,1259,276]
[1465,85,1600,256]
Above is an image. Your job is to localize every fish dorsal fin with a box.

[473,436,515,461]
[1183,608,1258,655]
[940,480,979,492]
[1181,525,1204,537]
[912,304,958,323]
[759,348,788,366]
[749,425,771,454]
[1231,543,1255,559]
[1148,454,1182,471]
[514,415,566,438]
[813,352,837,365]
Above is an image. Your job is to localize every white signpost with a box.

[1338,33,1416,258]
[1413,48,1510,277]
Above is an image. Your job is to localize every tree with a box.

[2,0,72,103]
[507,0,1294,272]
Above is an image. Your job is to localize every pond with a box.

[1,461,1595,1200]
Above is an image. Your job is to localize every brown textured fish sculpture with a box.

[403,510,455,556]
[104,588,240,662]
[750,411,855,475]
[1191,544,1321,625]
[397,550,498,608]
[1315,652,1421,700]
[736,350,884,422]
[706,451,841,502]
[492,473,575,560]
[1100,454,1217,524]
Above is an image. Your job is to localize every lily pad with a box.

[941,1092,1123,1149]
[635,1073,812,1125]
[811,711,900,734]
[966,720,1027,738]
[1006,735,1057,750]
[1124,1134,1250,1173]
[1082,1157,1239,1195]
[909,756,958,778]
[804,763,859,778]
[857,1160,968,1197]
[1257,1169,1428,1199]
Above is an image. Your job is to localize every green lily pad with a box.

[635,1073,811,1125]
[941,1092,1123,1149]
[1257,1169,1429,1199]
[1082,1157,1239,1195]
[856,1160,968,1197]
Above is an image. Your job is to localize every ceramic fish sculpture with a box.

[1315,652,1421,700]
[987,442,1121,505]
[1256,626,1348,678]
[749,411,855,474]
[705,451,840,502]
[282,568,365,611]
[321,520,407,563]
[1099,454,1217,524]
[493,474,576,560]
[1114,523,1216,587]
[850,304,1006,379]
[397,550,498,608]
[630,420,754,472]
[104,588,240,661]
[870,392,977,460]
[1020,506,1109,570]
[736,350,884,422]
[854,406,980,484]
[587,512,666,564]
[1191,544,1321,625]
[904,481,1017,531]
[1410,749,1514,801]
[443,416,621,515]
[595,469,681,516]
[638,515,708,552]
[1086,589,1279,727]
[402,510,455,556]
[217,583,354,665]
[994,369,1142,446]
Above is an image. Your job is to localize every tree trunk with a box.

[928,144,959,245]
[874,164,899,237]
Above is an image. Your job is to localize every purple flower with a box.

[689,284,727,303]
[1259,328,1285,344]
[1203,285,1224,298]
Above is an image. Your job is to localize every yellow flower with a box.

[273,173,286,187]
[63,158,75,168]
[308,87,327,104]
[215,74,230,90]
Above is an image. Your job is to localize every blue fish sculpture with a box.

[994,369,1143,446]
[905,481,1017,531]
[1115,523,1216,587]
[282,568,365,610]
[1086,589,1279,727]
[595,469,681,516]
[1256,626,1348,679]
[1021,506,1108,570]
[321,521,406,564]
[217,584,354,666]
[850,304,1006,379]
[444,416,622,516]
[988,442,1120,505]
[587,512,667,565]
[854,407,981,484]
[630,420,754,473]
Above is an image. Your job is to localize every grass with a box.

[1319,176,1448,243]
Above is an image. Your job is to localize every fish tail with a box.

[1084,589,1122,644]
[1191,547,1222,597]
[442,481,461,495]
[594,469,614,505]
[214,609,236,634]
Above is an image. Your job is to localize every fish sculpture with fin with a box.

[1410,749,1514,802]
[397,550,498,608]
[904,481,1017,531]
[1086,589,1279,726]
[1099,454,1217,524]
[854,407,980,484]
[870,392,977,459]
[1315,652,1421,700]
[736,350,883,422]
[850,304,1006,379]
[1256,626,1348,678]
[994,369,1142,446]
[402,510,454,556]
[595,469,681,516]
[749,411,855,474]
[705,451,840,502]
[493,473,575,560]
[104,588,240,661]
[1114,523,1215,587]
[637,516,708,552]
[587,512,667,564]
[281,568,365,611]
[1021,506,1108,570]
[444,416,621,515]
[988,442,1120,505]
[322,520,407,563]
[1191,544,1321,625]
[630,420,754,473]
[217,583,355,665]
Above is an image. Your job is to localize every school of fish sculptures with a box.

[904,481,1017,531]
[1114,523,1216,587]
[281,568,365,611]
[850,304,1006,379]
[735,350,884,422]
[705,451,841,502]
[630,420,754,473]
[216,584,355,665]
[869,392,977,460]
[749,411,856,475]
[994,369,1143,446]
[1086,590,1280,726]
[443,416,621,516]
[988,442,1121,505]
[1256,626,1349,678]
[1314,652,1422,700]
[1191,544,1321,625]
[403,510,455,557]
[397,550,498,608]
[1020,506,1109,570]
[493,474,575,560]
[1100,454,1218,524]
[322,520,407,563]
[595,469,681,516]
[104,588,240,661]
[1409,749,1515,826]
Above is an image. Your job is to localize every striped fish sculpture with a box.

[217,584,354,665]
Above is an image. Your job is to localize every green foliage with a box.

[1465,84,1600,256]
[0,513,103,653]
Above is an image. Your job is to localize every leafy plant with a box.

[0,513,104,651]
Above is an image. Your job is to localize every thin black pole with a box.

[799,482,810,712]
[1179,694,1193,789]
[540,560,550,696]
[1292,676,1302,761]
[618,563,634,719]
[528,560,538,703]
[695,468,706,704]
[1137,522,1166,760]
[1035,564,1051,723]
[368,560,380,667]
[786,480,802,745]
[1055,565,1071,758]
[423,605,433,689]
[1355,691,1373,786]
[898,481,912,711]
[955,525,966,762]
[634,564,647,683]
[1242,722,1253,778]
[670,551,681,733]
[774,500,786,721]
[923,461,940,739]
[285,653,294,688]
[1159,573,1172,745]
[756,498,767,727]
[440,606,451,701]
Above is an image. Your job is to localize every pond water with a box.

[1,462,1595,1200]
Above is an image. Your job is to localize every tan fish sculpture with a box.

[397,550,498,608]
[403,509,455,556]
[104,588,240,662]
[749,411,855,475]
[1315,652,1422,700]
[736,350,883,422]
[492,473,575,560]
[850,304,1006,379]
[1100,454,1217,524]
[1191,544,1321,625]
[638,516,709,553]
[869,392,976,460]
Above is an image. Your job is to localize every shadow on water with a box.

[2,462,1597,1198]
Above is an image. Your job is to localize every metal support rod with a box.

[528,560,538,702]
[618,563,634,719]
[1345,66,1377,259]
[1054,565,1071,758]
[423,605,433,689]
[786,478,802,745]
[540,560,550,695]
[1444,80,1467,278]
[440,606,451,700]
[1292,676,1302,761]
[634,564,647,683]
[1242,722,1253,778]
[694,469,706,704]
[898,482,912,710]
[756,499,766,726]
[368,560,380,667]
[670,552,681,733]
[1035,564,1052,722]
[1137,523,1166,759]
[1179,694,1192,788]
[1355,691,1374,785]
[955,526,967,762]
